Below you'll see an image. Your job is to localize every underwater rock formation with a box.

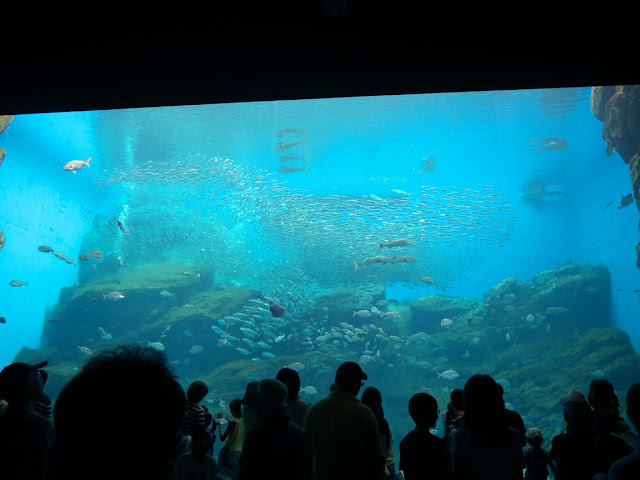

[591,85,640,268]
[0,115,13,134]
[409,295,482,334]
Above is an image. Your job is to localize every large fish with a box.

[63,156,92,174]
[377,239,412,249]
[354,256,389,270]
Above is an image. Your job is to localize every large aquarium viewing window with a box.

[1,85,639,458]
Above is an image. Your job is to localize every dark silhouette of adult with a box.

[241,380,260,442]
[0,360,55,480]
[549,393,597,480]
[587,378,635,475]
[361,386,395,479]
[608,381,640,479]
[497,382,527,446]
[49,344,186,480]
[237,378,310,480]
[399,392,450,480]
[450,374,523,480]
[304,361,384,480]
[276,367,311,428]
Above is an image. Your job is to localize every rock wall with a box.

[591,86,640,268]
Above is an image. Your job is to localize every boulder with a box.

[409,295,482,334]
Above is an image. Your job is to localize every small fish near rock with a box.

[9,280,28,287]
[160,290,175,298]
[440,318,454,328]
[38,245,54,253]
[63,156,92,174]
[618,193,634,210]
[417,276,435,285]
[103,291,124,301]
[117,219,130,234]
[89,249,102,259]
[78,254,91,261]
[0,229,5,252]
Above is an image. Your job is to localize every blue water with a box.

[1,87,639,457]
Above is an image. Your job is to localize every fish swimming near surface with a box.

[533,137,567,152]
[117,219,130,233]
[276,128,305,137]
[377,239,412,249]
[385,256,417,264]
[63,156,92,174]
[618,193,634,210]
[9,280,27,287]
[275,139,307,151]
[279,154,311,163]
[278,165,310,175]
[38,245,53,253]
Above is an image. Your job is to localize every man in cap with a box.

[238,379,310,480]
[0,360,55,479]
[304,361,385,480]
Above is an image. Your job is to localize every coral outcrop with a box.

[591,85,640,268]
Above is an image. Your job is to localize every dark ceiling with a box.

[2,4,638,115]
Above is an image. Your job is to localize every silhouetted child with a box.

[399,392,450,480]
[217,398,244,475]
[173,426,217,480]
[184,380,210,436]
[524,427,556,480]
[442,388,464,448]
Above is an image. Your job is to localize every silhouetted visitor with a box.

[304,361,384,480]
[237,378,309,480]
[451,374,523,480]
[361,386,395,480]
[587,378,635,475]
[608,381,640,479]
[184,380,210,436]
[0,360,55,480]
[276,367,311,428]
[497,382,527,446]
[173,426,218,480]
[34,369,52,419]
[49,344,186,480]
[550,394,597,480]
[523,427,556,480]
[217,398,243,476]
[241,380,260,442]
[399,392,450,480]
[443,388,464,448]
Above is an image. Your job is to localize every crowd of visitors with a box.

[1,343,639,480]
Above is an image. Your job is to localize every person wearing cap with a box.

[549,393,598,480]
[0,360,55,479]
[608,381,640,480]
[304,361,385,480]
[523,427,556,480]
[237,378,310,480]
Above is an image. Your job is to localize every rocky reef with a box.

[591,85,640,268]
[0,115,14,167]
[9,261,640,448]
